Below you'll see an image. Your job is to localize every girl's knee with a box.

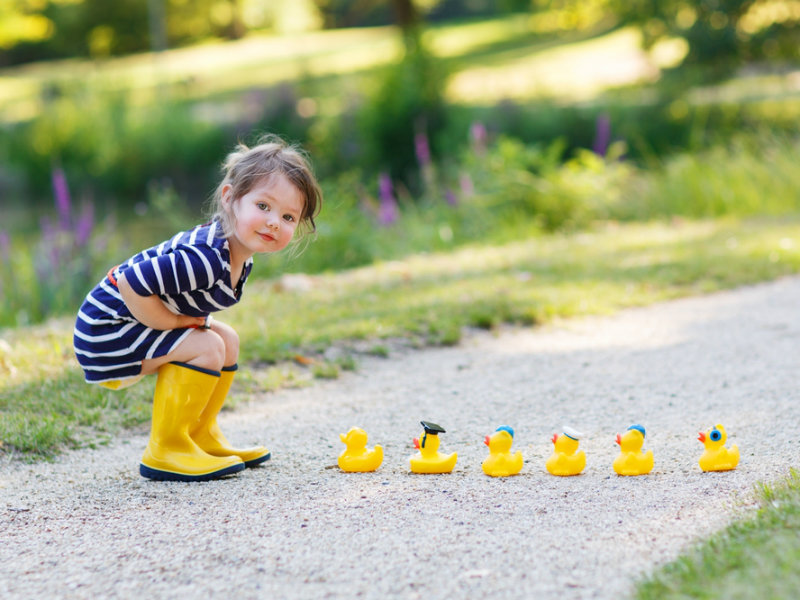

[189,330,226,371]
[211,321,239,365]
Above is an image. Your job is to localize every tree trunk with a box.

[225,0,246,39]
[391,0,418,30]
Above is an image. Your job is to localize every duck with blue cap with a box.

[482,425,524,477]
[613,424,654,476]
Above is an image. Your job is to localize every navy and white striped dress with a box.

[73,220,253,385]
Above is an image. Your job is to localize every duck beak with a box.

[413,437,420,449]
[615,433,621,446]
[698,432,706,443]
[551,433,558,445]
[484,435,490,446]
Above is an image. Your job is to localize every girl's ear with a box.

[220,184,233,209]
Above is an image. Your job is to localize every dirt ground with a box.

[2,276,799,599]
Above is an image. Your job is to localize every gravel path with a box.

[2,276,800,599]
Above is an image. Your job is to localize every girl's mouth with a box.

[258,232,276,242]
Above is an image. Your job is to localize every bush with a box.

[357,28,448,192]
[619,134,800,219]
[0,168,119,327]
[457,135,632,231]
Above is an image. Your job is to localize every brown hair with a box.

[209,134,322,239]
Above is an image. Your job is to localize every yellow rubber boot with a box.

[140,362,245,481]
[190,364,271,467]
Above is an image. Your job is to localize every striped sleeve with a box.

[125,245,225,296]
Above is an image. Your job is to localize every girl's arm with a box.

[117,272,205,331]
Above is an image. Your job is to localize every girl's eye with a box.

[283,214,295,222]
[257,202,269,211]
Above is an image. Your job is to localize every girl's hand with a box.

[118,271,211,331]
[175,315,207,329]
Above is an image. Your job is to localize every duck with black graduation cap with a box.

[409,421,458,474]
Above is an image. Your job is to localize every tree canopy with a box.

[0,0,797,71]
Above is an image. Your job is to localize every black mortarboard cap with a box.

[420,421,446,435]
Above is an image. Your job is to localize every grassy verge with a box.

[2,215,800,459]
[636,469,800,599]
[0,13,617,121]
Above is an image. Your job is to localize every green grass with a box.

[3,12,797,126]
[3,215,800,459]
[3,10,796,125]
[636,469,800,599]
[0,11,639,119]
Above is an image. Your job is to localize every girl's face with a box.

[222,173,304,259]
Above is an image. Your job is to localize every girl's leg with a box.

[208,319,239,367]
[140,328,226,375]
[138,328,244,481]
[187,321,270,467]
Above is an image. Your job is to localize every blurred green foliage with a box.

[0,0,518,65]
[3,7,800,327]
[358,26,448,188]
[3,78,798,207]
[620,0,800,80]
[4,104,800,328]
[3,1,799,73]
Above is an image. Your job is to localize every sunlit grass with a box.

[0,26,402,122]
[218,216,800,360]
[446,27,662,103]
[424,13,541,58]
[4,12,798,124]
[0,13,668,123]
[689,68,800,105]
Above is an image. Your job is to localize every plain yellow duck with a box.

[698,424,739,472]
[613,424,654,476]
[482,426,523,477]
[409,421,457,474]
[338,427,383,472]
[546,426,586,476]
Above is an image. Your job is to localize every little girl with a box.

[73,135,322,482]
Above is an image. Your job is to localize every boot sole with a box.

[139,461,245,482]
[244,452,271,468]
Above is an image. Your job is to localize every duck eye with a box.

[710,429,721,441]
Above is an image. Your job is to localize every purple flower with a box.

[74,201,95,247]
[415,131,431,167]
[38,216,62,273]
[459,173,474,198]
[445,188,458,206]
[52,167,72,230]
[39,215,56,241]
[470,122,487,155]
[593,113,611,157]
[0,230,10,264]
[377,173,398,226]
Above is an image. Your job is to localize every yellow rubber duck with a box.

[482,426,523,477]
[409,421,457,474]
[546,426,586,476]
[698,424,739,472]
[338,427,383,472]
[613,424,654,476]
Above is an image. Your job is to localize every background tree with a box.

[617,0,800,80]
[0,0,56,58]
[358,0,448,190]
